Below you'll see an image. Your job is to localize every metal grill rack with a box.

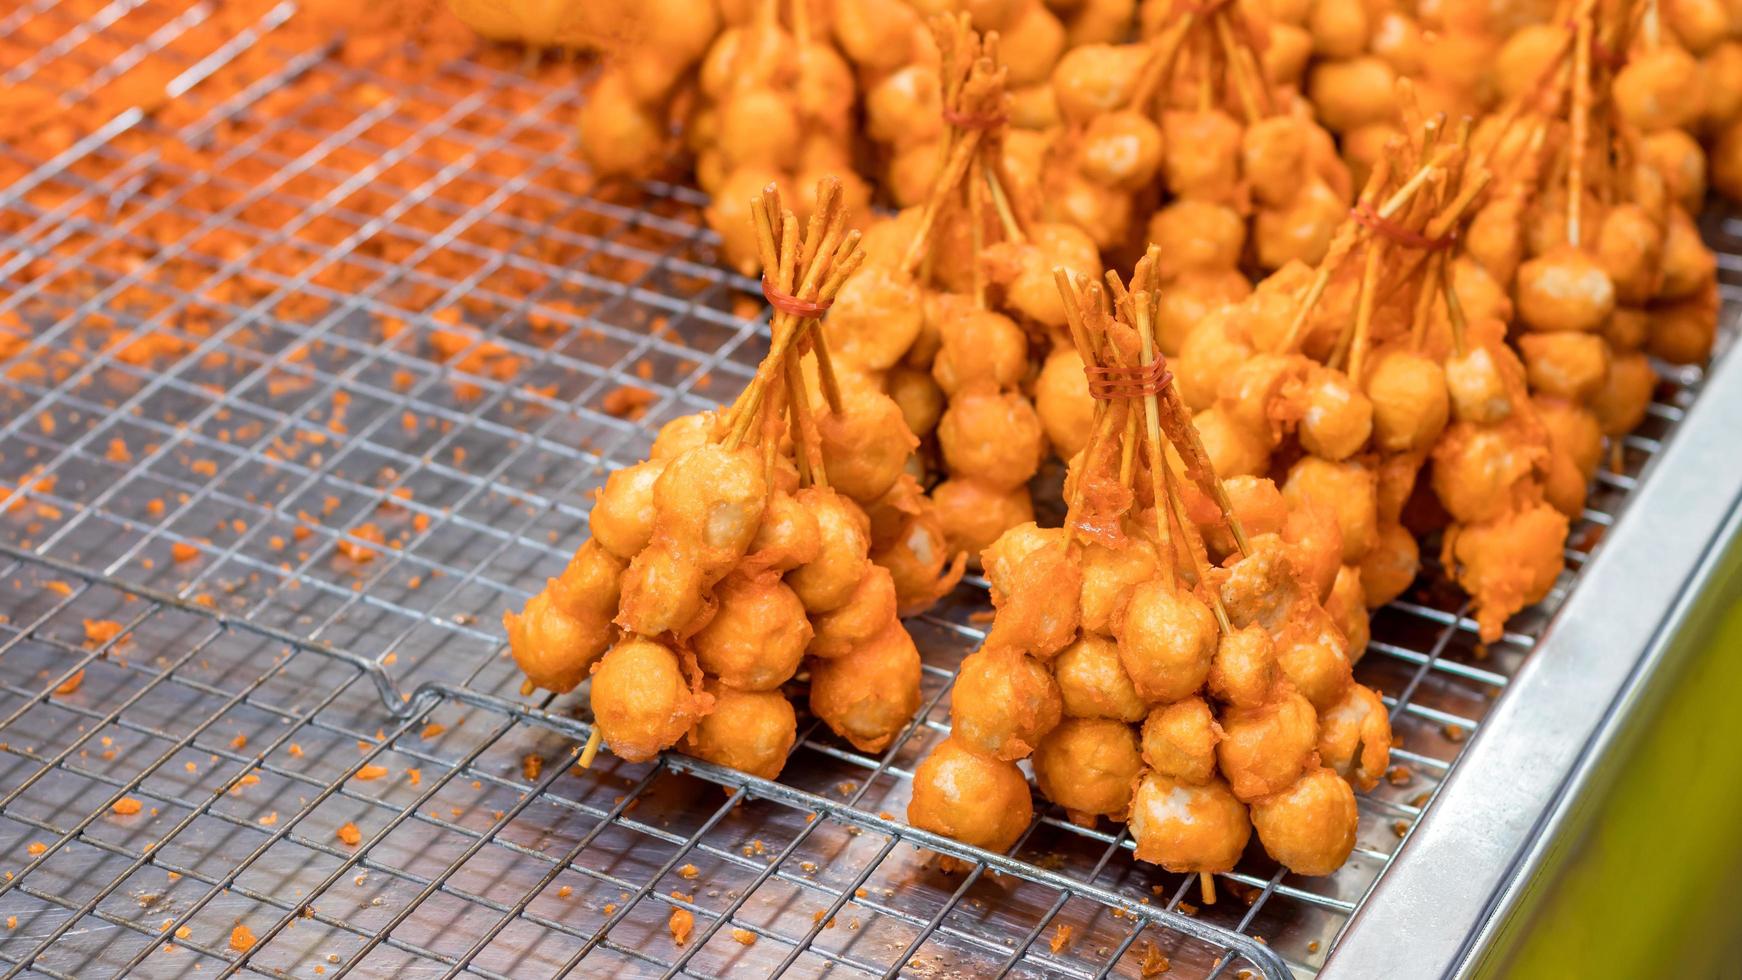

[0,4,1735,978]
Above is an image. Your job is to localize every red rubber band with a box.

[1349,203,1453,251]
[941,106,1007,131]
[1172,0,1232,15]
[1083,358,1173,399]
[761,277,832,318]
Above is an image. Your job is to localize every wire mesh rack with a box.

[0,3,1736,978]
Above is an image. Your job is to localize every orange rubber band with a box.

[941,106,1007,131]
[1349,203,1453,251]
[1083,358,1173,399]
[761,277,832,318]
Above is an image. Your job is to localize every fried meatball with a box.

[1299,368,1374,461]
[507,585,614,696]
[1282,504,1343,603]
[1365,349,1449,453]
[1430,417,1544,525]
[1118,581,1218,704]
[1536,397,1603,481]
[983,535,1084,660]
[1515,244,1616,334]
[1162,109,1243,201]
[1193,405,1272,478]
[908,737,1034,852]
[809,620,922,753]
[887,366,946,439]
[746,490,821,573]
[1358,520,1417,609]
[932,308,1029,397]
[1051,43,1149,124]
[1079,110,1165,190]
[590,460,665,560]
[1445,344,1515,424]
[1155,268,1252,356]
[1592,351,1658,437]
[1276,604,1354,710]
[1054,633,1149,722]
[1220,532,1307,632]
[1518,332,1611,402]
[1444,502,1569,643]
[1317,683,1391,791]
[1324,564,1370,662]
[1033,718,1143,819]
[1036,346,1097,460]
[693,572,811,690]
[685,683,796,780]
[828,266,925,370]
[951,650,1064,761]
[1079,537,1158,635]
[787,487,873,613]
[1147,200,1246,277]
[1140,697,1220,785]
[1130,773,1252,873]
[932,478,1036,559]
[818,384,919,503]
[808,565,899,659]
[590,636,704,763]
[938,388,1046,491]
[1204,476,1288,559]
[1217,687,1318,802]
[1250,767,1358,875]
[1208,624,1279,709]
[616,541,709,637]
[1283,457,1378,563]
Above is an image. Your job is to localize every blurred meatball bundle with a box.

[908,251,1393,885]
[505,180,927,776]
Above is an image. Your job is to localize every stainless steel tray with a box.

[0,4,1736,978]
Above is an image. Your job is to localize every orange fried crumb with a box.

[112,798,143,816]
[83,619,124,647]
[420,723,445,739]
[229,923,256,952]
[337,822,361,847]
[337,524,384,562]
[601,386,655,420]
[1050,923,1074,954]
[668,907,693,946]
[353,765,388,781]
[171,542,199,563]
[522,754,541,780]
[731,928,756,946]
[54,670,84,695]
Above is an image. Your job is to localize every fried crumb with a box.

[54,670,84,695]
[83,619,124,647]
[557,886,572,898]
[337,823,361,847]
[171,542,199,563]
[353,765,388,781]
[1050,923,1073,954]
[112,798,143,816]
[522,754,541,780]
[678,864,698,880]
[730,928,756,946]
[1139,941,1171,976]
[668,907,693,946]
[601,386,655,420]
[229,923,256,952]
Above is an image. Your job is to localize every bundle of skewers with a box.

[505,179,928,775]
[908,247,1394,889]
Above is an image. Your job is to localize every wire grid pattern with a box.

[0,7,1735,979]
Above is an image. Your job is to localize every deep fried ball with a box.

[685,683,797,780]
[1308,56,1398,132]
[1515,244,1616,334]
[506,582,617,696]
[887,365,946,439]
[809,565,899,659]
[1051,43,1149,124]
[1147,200,1246,277]
[617,542,709,637]
[1219,533,1306,633]
[1217,686,1318,802]
[1203,476,1288,559]
[1079,536,1158,634]
[1054,633,1149,722]
[787,487,873,613]
[1205,616,1276,707]
[1284,458,1376,564]
[1596,203,1666,306]
[745,490,821,573]
[1592,351,1658,437]
[1035,346,1097,459]
[1242,115,1307,208]
[1445,343,1516,425]
[1118,581,1218,704]
[576,71,665,179]
[1430,417,1544,525]
[1162,109,1242,201]
[809,620,922,753]
[1177,308,1254,410]
[1129,772,1251,872]
[590,460,665,560]
[1518,332,1611,402]
[1366,348,1449,453]
[590,636,705,763]
[984,536,1084,660]
[1276,603,1354,710]
[828,266,925,370]
[1444,501,1569,643]
[1140,697,1220,784]
[952,649,1063,761]
[932,308,1029,397]
[874,508,964,614]
[908,736,1034,852]
[818,383,919,503]
[1317,683,1391,792]
[1079,110,1165,190]
[1282,505,1342,604]
[937,389,1045,491]
[1033,718,1143,818]
[1250,767,1358,875]
[1299,367,1374,461]
[932,478,1036,559]
[1193,405,1272,478]
[1536,397,1604,481]
[693,572,812,690]
[1155,269,1252,355]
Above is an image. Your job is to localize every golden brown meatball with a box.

[1242,115,1308,208]
[1035,346,1097,460]
[828,266,925,371]
[1147,200,1246,278]
[1276,603,1354,710]
[809,620,922,753]
[1317,683,1391,791]
[1430,417,1545,525]
[1054,633,1149,722]
[1515,245,1617,334]
[1365,349,1449,453]
[1592,352,1658,438]
[1444,502,1569,643]
[685,683,797,779]
[1358,520,1417,609]
[938,389,1046,491]
[1250,767,1358,875]
[1596,203,1666,306]
[1282,504,1343,603]
[1155,269,1252,355]
[1078,536,1158,635]
[616,542,708,637]
[932,307,1029,397]
[808,565,899,659]
[787,487,873,613]
[591,636,705,763]
[1208,624,1279,709]
[693,572,811,690]
[908,736,1034,852]
[1033,718,1143,819]
[818,384,919,503]
[1118,581,1218,704]
[984,535,1084,660]
[1283,457,1378,563]
[1518,332,1611,403]
[1078,110,1165,190]
[1299,367,1374,461]
[1308,56,1398,132]
[1648,283,1719,365]
[1536,397,1603,481]
[1140,697,1220,784]
[590,460,665,560]
[576,71,665,180]
[887,366,945,439]
[1129,772,1251,873]
[1193,405,1273,479]
[1614,47,1704,133]
[1050,42,1149,124]
[1254,178,1347,270]
[1204,476,1288,560]
[932,478,1036,559]
[745,490,821,574]
[1217,686,1318,802]
[1177,308,1255,410]
[506,584,614,696]
[1324,564,1370,662]
[1162,109,1243,201]
[951,649,1064,761]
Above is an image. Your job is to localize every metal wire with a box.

[0,4,1734,977]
